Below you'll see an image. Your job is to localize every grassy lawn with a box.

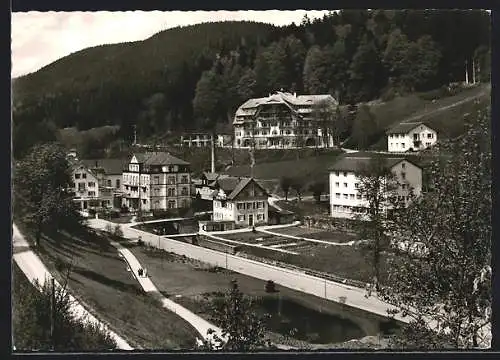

[16,223,199,350]
[270,227,357,244]
[370,84,490,150]
[223,150,343,184]
[128,245,396,347]
[239,243,392,285]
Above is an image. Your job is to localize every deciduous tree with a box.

[14,143,83,247]
[206,280,270,351]
[354,154,402,291]
[382,106,491,349]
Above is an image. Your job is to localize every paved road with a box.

[12,224,134,351]
[88,218,408,324]
[110,241,224,347]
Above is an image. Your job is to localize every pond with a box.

[256,295,399,344]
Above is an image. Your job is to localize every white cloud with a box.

[11,10,331,77]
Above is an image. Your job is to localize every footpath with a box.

[12,224,133,350]
[109,240,224,347]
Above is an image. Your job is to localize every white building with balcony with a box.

[211,176,269,227]
[122,152,191,212]
[233,91,338,149]
[386,122,437,152]
[329,152,422,219]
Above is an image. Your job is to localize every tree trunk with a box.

[35,223,42,247]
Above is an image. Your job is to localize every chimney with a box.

[293,92,297,97]
[95,160,98,168]
[211,134,216,173]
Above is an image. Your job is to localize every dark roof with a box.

[213,176,268,200]
[386,122,435,134]
[268,203,294,215]
[132,152,189,166]
[81,158,128,175]
[216,176,241,194]
[329,152,422,172]
[202,172,220,182]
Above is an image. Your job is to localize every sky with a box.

[11,10,331,78]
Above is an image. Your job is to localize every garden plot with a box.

[270,227,357,244]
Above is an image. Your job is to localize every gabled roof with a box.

[202,172,220,182]
[386,122,435,135]
[131,152,189,166]
[234,92,337,118]
[81,158,128,175]
[329,152,422,173]
[268,203,294,215]
[212,176,268,200]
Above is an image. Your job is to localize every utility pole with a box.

[465,59,469,84]
[472,57,476,84]
[225,250,228,269]
[133,125,137,146]
[50,278,56,350]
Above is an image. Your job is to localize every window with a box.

[238,215,246,222]
[82,173,87,179]
[354,183,359,189]
[153,176,159,185]
[401,172,406,180]
[107,180,112,187]
[426,142,431,147]
[181,175,188,184]
[335,171,339,176]
[246,202,252,210]
[167,188,176,197]
[78,183,86,191]
[257,214,264,221]
[401,184,407,190]
[427,133,433,139]
[343,172,348,177]
[154,188,160,196]
[257,201,263,209]
[401,163,406,169]
[181,187,188,196]
[344,183,348,188]
[401,143,405,148]
[349,194,355,200]
[75,173,81,179]
[88,182,95,188]
[116,179,120,188]
[168,176,175,185]
[335,182,339,187]
[343,194,348,199]
[168,200,176,209]
[88,191,95,197]
[356,194,362,199]
[335,193,340,199]
[237,203,245,210]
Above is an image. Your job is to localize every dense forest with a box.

[12,10,491,159]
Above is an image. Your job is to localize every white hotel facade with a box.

[233,91,338,149]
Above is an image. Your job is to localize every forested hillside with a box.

[12,10,491,159]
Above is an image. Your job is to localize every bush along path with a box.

[12,224,134,351]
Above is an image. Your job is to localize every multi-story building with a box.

[211,176,269,227]
[328,152,422,219]
[386,122,438,152]
[233,91,338,149]
[71,161,113,211]
[81,158,128,208]
[122,152,192,212]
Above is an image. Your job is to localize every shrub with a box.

[113,224,123,238]
[265,280,276,293]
